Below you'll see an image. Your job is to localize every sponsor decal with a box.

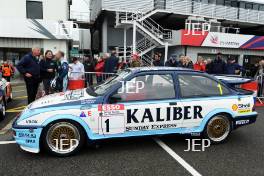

[69,90,84,100]
[236,120,250,125]
[232,104,238,111]
[125,106,203,132]
[80,104,92,110]
[127,106,203,124]
[98,104,125,111]
[81,99,96,105]
[25,119,38,124]
[210,35,219,44]
[126,124,178,131]
[191,132,201,137]
[18,133,36,138]
[232,103,251,114]
[26,139,36,143]
[80,111,86,118]
[87,111,92,116]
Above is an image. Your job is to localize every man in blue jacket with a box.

[55,51,69,92]
[225,57,243,75]
[17,47,41,104]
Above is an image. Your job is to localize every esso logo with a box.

[98,104,124,111]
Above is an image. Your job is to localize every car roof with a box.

[128,67,202,73]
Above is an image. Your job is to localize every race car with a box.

[12,67,258,156]
[0,78,12,120]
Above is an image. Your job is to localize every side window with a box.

[110,74,175,102]
[178,74,230,98]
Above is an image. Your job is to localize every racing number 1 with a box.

[99,104,125,135]
[105,119,110,132]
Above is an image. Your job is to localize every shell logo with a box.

[232,104,238,111]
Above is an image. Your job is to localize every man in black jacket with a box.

[83,56,95,86]
[17,48,41,104]
[211,52,226,74]
[104,50,119,73]
[153,53,164,66]
[165,55,178,67]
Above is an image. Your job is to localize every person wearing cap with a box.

[225,57,243,75]
[69,57,85,80]
[210,52,226,74]
[165,55,178,67]
[130,53,141,68]
[193,56,206,72]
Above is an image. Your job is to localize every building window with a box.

[224,0,231,6]
[216,0,224,5]
[260,5,264,11]
[245,3,253,9]
[231,1,238,7]
[239,2,245,8]
[253,4,259,10]
[26,1,43,19]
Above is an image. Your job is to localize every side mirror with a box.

[110,94,122,103]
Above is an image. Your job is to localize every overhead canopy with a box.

[240,0,264,4]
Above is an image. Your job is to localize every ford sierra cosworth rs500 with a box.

[12,67,258,156]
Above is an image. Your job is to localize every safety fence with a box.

[256,75,264,105]
[68,71,117,90]
[68,71,264,106]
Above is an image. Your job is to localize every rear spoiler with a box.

[214,75,254,86]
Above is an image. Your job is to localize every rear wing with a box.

[214,75,253,86]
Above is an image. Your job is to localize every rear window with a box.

[178,74,230,98]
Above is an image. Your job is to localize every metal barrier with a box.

[256,74,264,104]
[68,72,117,89]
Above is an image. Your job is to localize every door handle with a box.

[169,102,177,106]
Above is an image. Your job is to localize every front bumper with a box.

[12,117,43,153]
[233,113,258,129]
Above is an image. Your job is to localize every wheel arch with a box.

[40,115,94,145]
[200,109,235,132]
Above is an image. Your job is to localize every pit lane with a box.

[0,84,263,176]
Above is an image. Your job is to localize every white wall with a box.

[43,40,68,56]
[0,0,26,19]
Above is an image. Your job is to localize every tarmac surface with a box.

[0,82,263,176]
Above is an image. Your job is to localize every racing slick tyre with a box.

[204,114,231,144]
[42,121,86,157]
[0,99,6,121]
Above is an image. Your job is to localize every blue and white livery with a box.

[12,67,258,156]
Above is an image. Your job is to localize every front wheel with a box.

[42,121,85,156]
[204,115,231,144]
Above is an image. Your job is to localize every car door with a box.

[177,73,233,128]
[100,71,184,136]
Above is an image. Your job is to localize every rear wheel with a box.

[204,115,231,144]
[42,121,85,156]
